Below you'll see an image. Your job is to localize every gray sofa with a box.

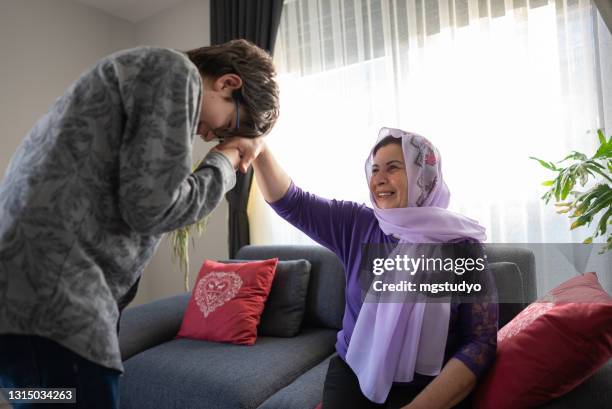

[118,245,611,409]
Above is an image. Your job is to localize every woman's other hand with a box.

[400,358,477,409]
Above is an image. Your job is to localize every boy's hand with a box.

[216,136,265,173]
[211,147,241,171]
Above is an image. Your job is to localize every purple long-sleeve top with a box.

[270,182,498,379]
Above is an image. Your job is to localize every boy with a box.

[0,39,278,408]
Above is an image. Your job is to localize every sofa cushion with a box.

[176,258,277,345]
[221,259,312,337]
[236,245,346,330]
[257,354,334,409]
[259,259,311,337]
[120,327,337,409]
[474,272,612,409]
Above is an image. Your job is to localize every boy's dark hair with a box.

[186,39,279,137]
[373,135,402,156]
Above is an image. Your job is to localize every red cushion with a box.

[474,272,612,409]
[176,258,278,345]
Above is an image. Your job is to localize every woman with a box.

[228,127,498,408]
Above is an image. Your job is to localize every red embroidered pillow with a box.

[176,258,278,345]
[474,272,612,409]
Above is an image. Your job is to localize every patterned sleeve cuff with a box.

[452,344,496,379]
[199,151,237,192]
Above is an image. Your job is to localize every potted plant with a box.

[169,158,209,291]
[530,130,611,252]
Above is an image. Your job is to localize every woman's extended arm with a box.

[251,142,292,203]
[227,139,367,264]
[402,358,476,409]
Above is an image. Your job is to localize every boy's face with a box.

[197,73,247,142]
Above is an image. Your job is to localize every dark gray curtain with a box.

[594,0,612,34]
[210,0,284,258]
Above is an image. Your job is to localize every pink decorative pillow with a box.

[474,272,612,409]
[176,258,278,345]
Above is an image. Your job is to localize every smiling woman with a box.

[250,127,497,408]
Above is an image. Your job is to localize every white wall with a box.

[0,0,136,178]
[135,0,210,50]
[0,0,224,307]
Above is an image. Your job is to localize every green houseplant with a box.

[530,130,612,252]
[169,158,209,291]
[170,217,208,291]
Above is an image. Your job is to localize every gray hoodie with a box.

[0,46,236,371]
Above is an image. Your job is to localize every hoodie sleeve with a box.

[114,48,236,235]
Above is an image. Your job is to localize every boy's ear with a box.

[213,73,242,96]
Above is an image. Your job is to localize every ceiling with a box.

[74,0,188,23]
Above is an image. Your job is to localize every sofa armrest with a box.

[118,293,190,361]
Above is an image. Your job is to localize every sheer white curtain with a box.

[249,0,612,293]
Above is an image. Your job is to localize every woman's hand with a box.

[251,142,292,203]
[216,136,266,173]
[400,358,477,409]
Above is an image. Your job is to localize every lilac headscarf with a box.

[345,127,486,403]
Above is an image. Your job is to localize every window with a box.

[249,0,612,293]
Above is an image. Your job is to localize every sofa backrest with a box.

[236,244,538,331]
[484,245,537,303]
[236,245,346,329]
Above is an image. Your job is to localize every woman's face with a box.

[369,143,408,209]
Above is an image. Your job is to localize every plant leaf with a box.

[598,129,606,145]
[560,172,574,200]
[570,219,587,230]
[530,156,558,171]
[558,151,587,162]
[596,207,611,237]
